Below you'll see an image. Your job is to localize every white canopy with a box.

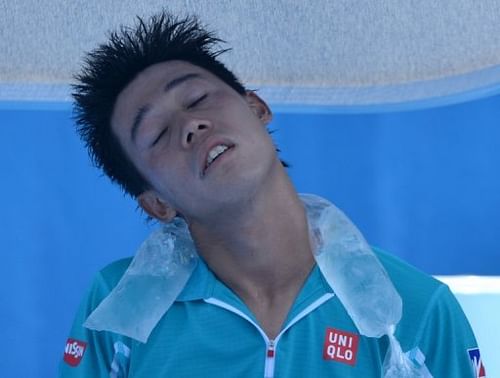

[2,0,500,111]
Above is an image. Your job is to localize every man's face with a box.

[111,60,278,223]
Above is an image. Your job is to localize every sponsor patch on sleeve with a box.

[468,347,486,378]
[323,327,359,366]
[64,338,87,367]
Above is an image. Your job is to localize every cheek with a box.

[140,141,179,173]
[245,120,275,149]
[146,160,192,198]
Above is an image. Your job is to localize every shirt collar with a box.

[176,257,216,301]
[177,257,335,329]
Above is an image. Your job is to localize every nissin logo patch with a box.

[323,327,359,366]
[64,338,87,367]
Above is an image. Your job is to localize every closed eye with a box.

[187,94,207,109]
[151,127,168,147]
[150,94,207,147]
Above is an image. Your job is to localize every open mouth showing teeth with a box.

[205,144,230,172]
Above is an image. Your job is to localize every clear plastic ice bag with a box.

[302,194,432,377]
[84,218,198,343]
[302,193,402,337]
[383,331,433,378]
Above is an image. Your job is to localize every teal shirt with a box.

[59,248,480,377]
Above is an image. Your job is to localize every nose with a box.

[181,118,211,147]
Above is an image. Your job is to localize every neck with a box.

[188,168,315,301]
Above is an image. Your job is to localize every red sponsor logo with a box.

[323,327,359,366]
[63,338,87,367]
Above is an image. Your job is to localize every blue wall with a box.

[0,94,499,377]
[273,97,500,275]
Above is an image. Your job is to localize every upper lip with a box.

[198,137,234,177]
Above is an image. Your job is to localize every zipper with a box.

[264,339,275,378]
[204,293,334,378]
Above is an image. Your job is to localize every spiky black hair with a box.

[72,12,246,197]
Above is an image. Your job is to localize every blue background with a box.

[0,94,499,377]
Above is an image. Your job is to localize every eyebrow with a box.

[130,73,202,143]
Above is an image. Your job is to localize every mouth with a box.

[202,143,233,176]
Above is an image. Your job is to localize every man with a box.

[60,11,484,377]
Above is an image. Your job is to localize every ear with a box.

[137,190,177,222]
[245,91,273,125]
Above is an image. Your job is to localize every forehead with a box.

[115,60,214,110]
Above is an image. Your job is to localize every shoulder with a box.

[60,258,134,376]
[372,246,457,328]
[77,257,133,316]
[97,257,133,289]
[373,247,479,376]
[372,247,444,298]
[372,247,449,339]
[373,247,470,330]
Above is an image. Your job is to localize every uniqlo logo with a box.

[323,327,359,366]
[64,338,87,367]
